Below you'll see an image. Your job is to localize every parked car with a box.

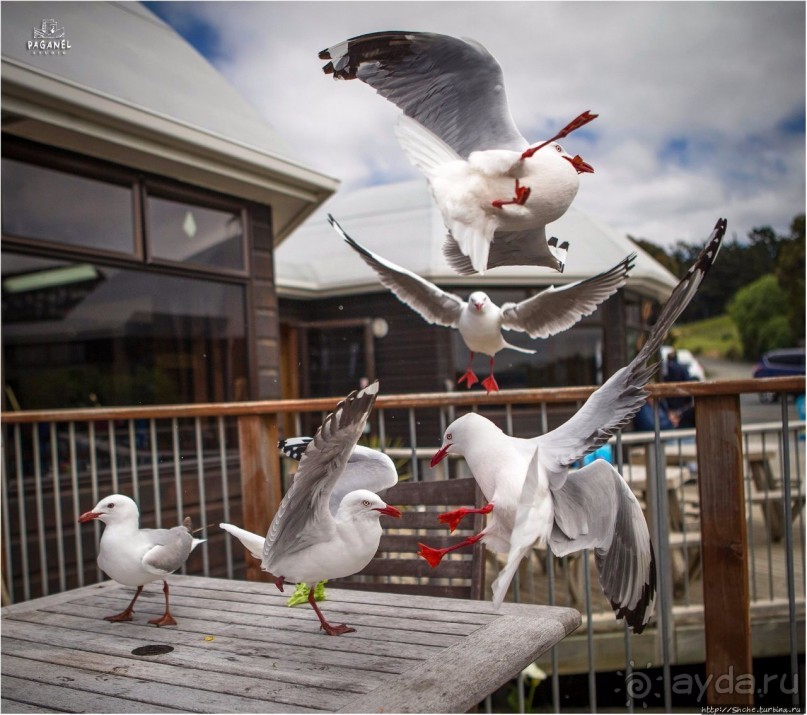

[660,346,706,381]
[752,347,805,403]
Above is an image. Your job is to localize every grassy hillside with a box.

[669,314,742,360]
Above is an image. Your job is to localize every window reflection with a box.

[1,159,135,255]
[148,195,244,271]
[2,253,247,409]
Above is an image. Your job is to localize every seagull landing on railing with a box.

[320,31,596,275]
[78,494,204,626]
[331,215,634,393]
[421,218,727,633]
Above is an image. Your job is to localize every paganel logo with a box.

[28,19,72,55]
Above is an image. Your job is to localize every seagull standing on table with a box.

[261,381,402,635]
[321,30,596,275]
[421,219,726,633]
[330,214,634,393]
[78,495,204,626]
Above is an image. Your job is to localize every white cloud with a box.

[153,1,805,248]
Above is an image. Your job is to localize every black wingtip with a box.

[612,540,657,634]
[278,437,314,461]
[687,217,727,281]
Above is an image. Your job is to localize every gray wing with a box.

[537,219,726,470]
[332,215,465,327]
[443,228,564,275]
[320,31,527,157]
[262,382,379,573]
[501,254,635,338]
[141,525,194,575]
[550,460,656,633]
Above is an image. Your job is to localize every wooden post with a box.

[695,394,753,706]
[237,414,282,582]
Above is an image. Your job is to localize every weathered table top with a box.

[1,574,580,714]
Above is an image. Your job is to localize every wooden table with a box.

[1,574,580,714]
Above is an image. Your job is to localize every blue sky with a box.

[144,1,805,249]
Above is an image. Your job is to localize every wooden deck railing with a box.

[2,374,804,709]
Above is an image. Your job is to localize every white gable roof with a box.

[276,179,678,301]
[1,2,337,241]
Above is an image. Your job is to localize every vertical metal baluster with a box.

[150,419,162,528]
[583,548,596,712]
[616,431,634,714]
[89,421,102,582]
[14,425,30,601]
[69,422,84,588]
[172,418,185,573]
[2,433,15,603]
[794,425,805,581]
[50,423,66,593]
[408,408,419,482]
[779,400,799,709]
[108,420,119,494]
[32,425,48,596]
[195,417,209,576]
[761,432,774,599]
[378,409,386,451]
[546,548,560,713]
[128,420,140,506]
[505,404,514,436]
[219,417,233,579]
[745,431,757,602]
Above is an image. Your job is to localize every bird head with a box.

[340,489,402,520]
[431,413,494,467]
[78,494,139,525]
[468,291,490,314]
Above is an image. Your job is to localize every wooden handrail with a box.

[1,376,803,424]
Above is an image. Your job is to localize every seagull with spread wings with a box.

[331,214,633,393]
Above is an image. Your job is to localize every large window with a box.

[1,139,253,409]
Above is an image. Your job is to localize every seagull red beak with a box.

[430,444,451,468]
[78,511,101,523]
[374,505,402,518]
[566,155,594,174]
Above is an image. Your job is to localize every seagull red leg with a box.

[481,357,500,393]
[308,589,355,636]
[492,179,531,209]
[148,580,178,627]
[275,576,286,592]
[418,532,485,568]
[438,503,494,532]
[104,584,143,622]
[457,352,479,388]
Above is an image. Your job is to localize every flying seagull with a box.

[422,218,726,633]
[78,495,204,626]
[261,381,402,635]
[321,31,596,275]
[330,214,634,393]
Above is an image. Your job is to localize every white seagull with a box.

[422,218,726,633]
[261,381,402,635]
[321,30,596,275]
[78,494,204,626]
[220,435,398,560]
[331,214,634,393]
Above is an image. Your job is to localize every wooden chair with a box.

[332,477,486,600]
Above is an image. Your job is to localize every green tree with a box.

[775,214,805,342]
[728,274,794,360]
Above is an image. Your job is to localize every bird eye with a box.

[555,144,563,153]
[362,499,371,507]
[446,433,452,441]
[107,503,115,509]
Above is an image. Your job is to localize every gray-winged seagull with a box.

[330,214,634,393]
[422,218,726,633]
[321,31,596,275]
[261,381,402,635]
[78,494,204,626]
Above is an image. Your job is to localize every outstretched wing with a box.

[262,382,379,573]
[501,254,635,338]
[332,215,465,327]
[537,218,726,470]
[320,31,527,157]
[550,460,656,633]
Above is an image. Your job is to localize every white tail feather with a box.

[219,522,265,561]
